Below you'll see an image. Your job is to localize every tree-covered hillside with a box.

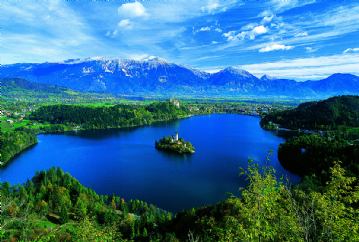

[29,101,190,131]
[278,134,359,177]
[2,164,358,241]
[261,95,359,130]
[0,129,37,166]
[1,167,171,241]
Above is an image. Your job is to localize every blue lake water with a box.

[0,114,299,212]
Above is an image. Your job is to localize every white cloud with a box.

[270,0,316,12]
[223,31,236,41]
[343,48,359,54]
[214,27,223,33]
[269,5,359,48]
[223,25,268,41]
[0,1,103,64]
[201,0,236,13]
[295,32,308,37]
[259,43,293,52]
[259,10,274,23]
[241,53,359,80]
[305,47,317,53]
[118,19,133,29]
[118,2,147,18]
[195,25,222,34]
[199,26,211,32]
[145,0,239,23]
[252,25,268,35]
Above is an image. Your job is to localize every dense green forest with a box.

[0,129,37,167]
[261,95,359,130]
[259,95,359,179]
[2,163,358,241]
[29,102,190,131]
[1,168,171,241]
[278,134,359,177]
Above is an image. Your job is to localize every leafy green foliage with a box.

[1,167,171,241]
[1,163,358,241]
[0,129,37,166]
[163,163,359,241]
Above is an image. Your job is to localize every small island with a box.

[155,132,195,154]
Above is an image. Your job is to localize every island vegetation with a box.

[155,133,195,154]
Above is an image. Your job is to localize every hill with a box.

[0,77,116,103]
[1,167,171,241]
[261,95,359,130]
[2,164,358,241]
[1,58,359,98]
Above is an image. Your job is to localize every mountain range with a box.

[1,57,359,98]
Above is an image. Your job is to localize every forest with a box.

[29,101,191,131]
[1,167,171,241]
[1,163,358,241]
[0,129,37,167]
[1,96,359,241]
[261,95,359,130]
[260,95,359,181]
[278,134,359,178]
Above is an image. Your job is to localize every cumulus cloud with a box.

[343,47,359,54]
[223,25,268,41]
[118,2,147,18]
[223,31,236,41]
[259,43,293,52]
[252,25,267,35]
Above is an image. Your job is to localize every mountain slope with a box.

[1,58,359,98]
[0,77,114,102]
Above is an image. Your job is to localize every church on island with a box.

[155,132,195,154]
[171,132,179,143]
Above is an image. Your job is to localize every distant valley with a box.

[1,57,359,99]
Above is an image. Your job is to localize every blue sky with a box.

[1,0,359,79]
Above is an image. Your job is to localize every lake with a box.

[0,114,299,212]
